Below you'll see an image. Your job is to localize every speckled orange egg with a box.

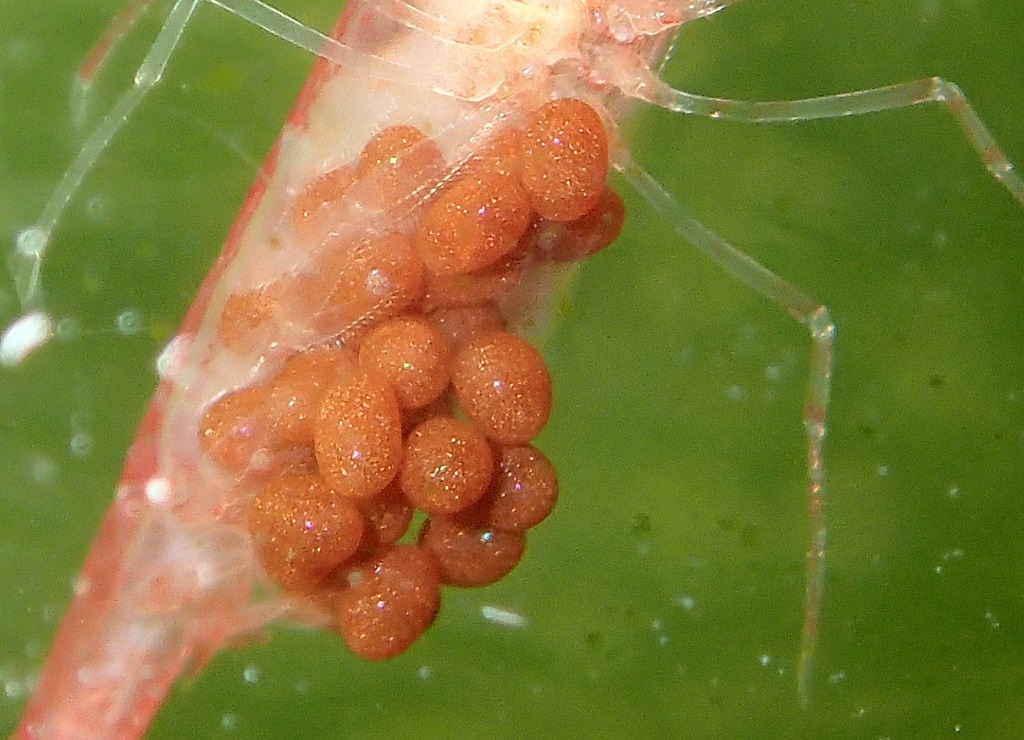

[356,125,445,218]
[290,164,357,245]
[451,331,552,445]
[531,186,625,262]
[218,288,276,352]
[427,304,506,348]
[314,370,403,499]
[334,545,442,660]
[358,316,451,410]
[482,445,559,531]
[453,127,524,183]
[356,480,414,550]
[414,170,531,276]
[419,515,526,587]
[267,346,358,446]
[318,233,426,341]
[421,249,526,310]
[400,416,494,515]
[198,385,274,474]
[249,470,364,591]
[522,98,609,221]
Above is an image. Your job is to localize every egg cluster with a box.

[198,98,622,660]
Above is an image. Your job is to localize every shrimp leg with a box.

[629,73,1024,205]
[615,153,834,708]
[9,0,416,317]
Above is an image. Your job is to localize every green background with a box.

[1,0,1022,737]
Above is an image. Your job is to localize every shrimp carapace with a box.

[197,98,618,659]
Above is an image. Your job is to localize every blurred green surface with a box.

[1,0,1022,737]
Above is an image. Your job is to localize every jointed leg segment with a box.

[618,154,834,706]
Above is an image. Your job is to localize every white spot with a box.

[73,576,92,597]
[29,455,57,487]
[0,311,53,366]
[416,665,433,681]
[69,432,94,458]
[15,226,46,257]
[116,309,143,336]
[759,653,772,667]
[145,477,170,505]
[55,317,81,342]
[765,364,782,383]
[242,665,260,684]
[221,712,238,731]
[156,333,191,379]
[948,485,961,499]
[876,465,890,477]
[3,678,25,700]
[293,679,310,694]
[828,670,846,684]
[985,611,1000,629]
[480,605,528,628]
[674,594,695,611]
[85,195,112,224]
[727,384,745,402]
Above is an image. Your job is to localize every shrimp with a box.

[2,0,1024,736]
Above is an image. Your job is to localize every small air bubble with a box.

[674,594,695,611]
[876,465,889,477]
[948,485,961,499]
[15,227,46,257]
[29,455,57,487]
[55,317,81,342]
[69,432,94,458]
[3,678,25,700]
[242,665,260,684]
[416,665,433,681]
[221,713,238,731]
[85,195,112,224]
[116,309,143,336]
[759,654,771,667]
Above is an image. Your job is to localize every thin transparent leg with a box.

[615,153,834,707]
[9,0,413,314]
[73,0,158,127]
[627,73,1024,205]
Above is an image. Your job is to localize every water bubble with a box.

[85,195,112,224]
[674,594,695,611]
[116,309,143,336]
[69,431,94,458]
[29,455,57,487]
[55,317,81,342]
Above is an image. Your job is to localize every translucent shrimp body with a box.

[15,1,695,737]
